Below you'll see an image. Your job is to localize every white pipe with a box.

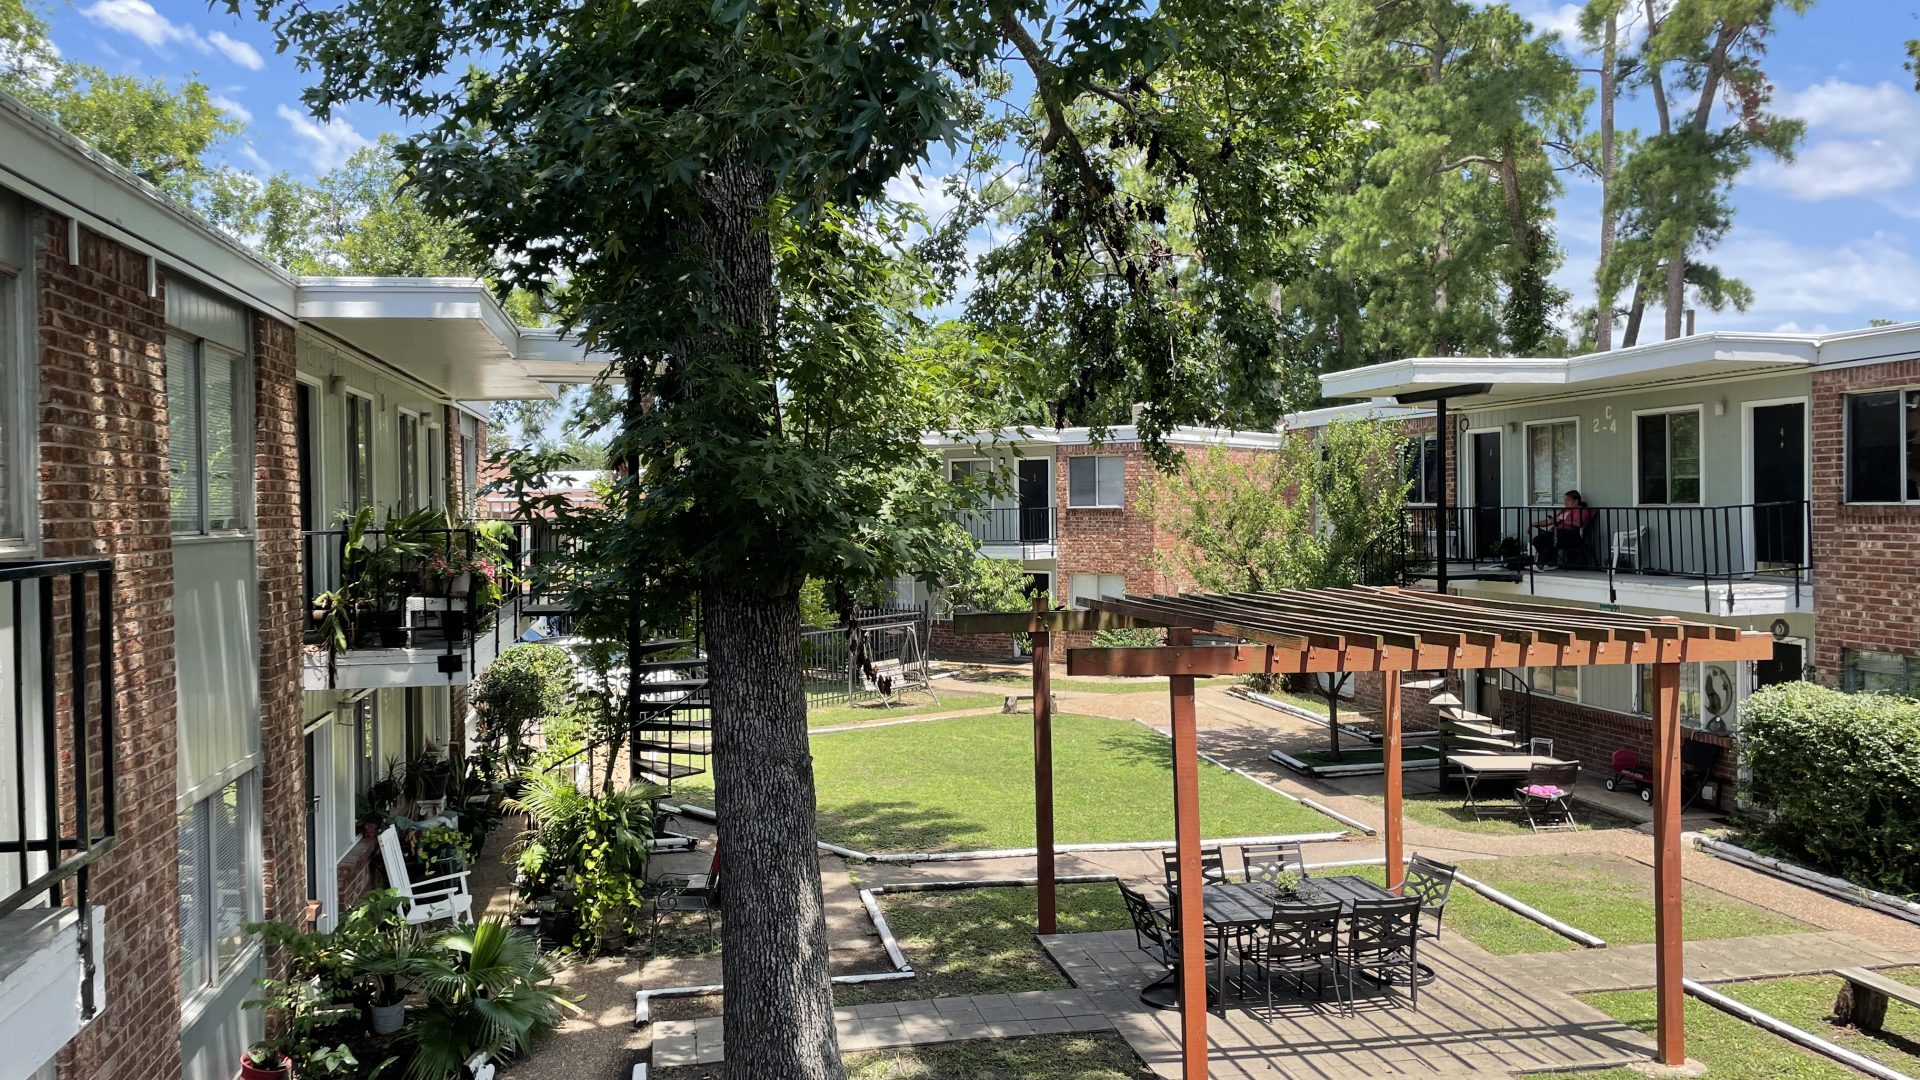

[662,802,877,861]
[870,873,1119,894]
[1685,979,1920,1080]
[1452,868,1607,948]
[859,888,911,973]
[868,832,1352,865]
[1695,836,1920,927]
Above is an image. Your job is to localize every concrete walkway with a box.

[1500,930,1920,993]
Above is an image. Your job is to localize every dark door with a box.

[1472,432,1502,559]
[1751,403,1805,567]
[1018,459,1050,543]
[1754,640,1804,688]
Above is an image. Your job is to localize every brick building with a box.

[0,91,604,1080]
[1321,324,1920,790]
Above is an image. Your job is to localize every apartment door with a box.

[1754,640,1804,688]
[1017,459,1050,543]
[1471,432,1502,559]
[1750,403,1805,568]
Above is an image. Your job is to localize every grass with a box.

[809,690,1003,728]
[1342,864,1575,955]
[1459,854,1808,949]
[1361,789,1636,836]
[833,883,1130,1006]
[1283,745,1442,768]
[669,711,1342,853]
[653,1033,1154,1080]
[1718,968,1920,1078]
[1523,989,1865,1080]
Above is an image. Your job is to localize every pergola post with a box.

[1031,597,1056,936]
[1651,661,1686,1066]
[1382,673,1404,890]
[1166,626,1209,1080]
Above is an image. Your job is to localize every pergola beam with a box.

[951,608,1145,635]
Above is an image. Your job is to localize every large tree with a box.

[1602,0,1808,344]
[237,1,1355,1075]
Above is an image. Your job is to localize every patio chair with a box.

[1240,901,1342,1010]
[1340,896,1423,1011]
[651,850,724,934]
[1119,881,1215,1009]
[377,826,473,927]
[1161,847,1228,892]
[1517,761,1581,832]
[1397,854,1458,940]
[1241,842,1306,897]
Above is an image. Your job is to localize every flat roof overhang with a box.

[1319,334,1819,406]
[297,277,614,400]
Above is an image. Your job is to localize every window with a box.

[1068,573,1125,609]
[1527,421,1577,506]
[0,194,28,548]
[1529,665,1577,700]
[426,424,445,510]
[1843,648,1920,695]
[460,434,477,514]
[352,697,378,794]
[1633,663,1709,727]
[1404,435,1440,505]
[397,411,420,513]
[347,393,374,510]
[1067,456,1124,508]
[1844,391,1920,503]
[166,335,250,533]
[1635,409,1701,505]
[177,774,260,1006]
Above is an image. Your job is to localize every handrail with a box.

[304,525,514,676]
[952,504,1056,548]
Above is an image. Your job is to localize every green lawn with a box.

[834,883,1130,1006]
[809,690,1003,728]
[1343,864,1575,954]
[1460,855,1808,949]
[668,711,1343,853]
[1524,990,1863,1080]
[654,1034,1154,1080]
[1361,789,1636,836]
[1719,968,1920,1078]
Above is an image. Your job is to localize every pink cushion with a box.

[1521,785,1565,799]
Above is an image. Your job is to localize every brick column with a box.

[254,315,307,933]
[37,215,183,1080]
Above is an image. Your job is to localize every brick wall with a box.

[336,836,379,911]
[1811,361,1920,683]
[37,215,184,1080]
[254,315,307,935]
[929,619,1022,663]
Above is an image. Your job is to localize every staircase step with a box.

[630,657,708,674]
[634,679,710,694]
[1403,676,1446,691]
[1426,691,1463,709]
[1445,732,1524,753]
[634,717,712,732]
[633,638,695,657]
[1441,717,1518,740]
[633,740,712,755]
[636,758,706,781]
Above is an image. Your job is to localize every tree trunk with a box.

[1595,10,1619,352]
[1622,276,1647,348]
[708,580,844,1080]
[1663,244,1686,340]
[1324,675,1344,756]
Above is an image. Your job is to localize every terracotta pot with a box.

[360,822,378,840]
[239,1054,290,1080]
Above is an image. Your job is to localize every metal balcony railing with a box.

[304,526,522,678]
[1,558,117,1019]
[1374,501,1812,613]
[954,505,1055,550]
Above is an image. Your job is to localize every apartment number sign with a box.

[1591,405,1618,434]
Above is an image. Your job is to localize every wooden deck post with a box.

[1382,673,1404,890]
[1166,626,1209,1080]
[1651,661,1686,1066]
[1032,597,1056,936]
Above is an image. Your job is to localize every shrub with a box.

[1740,682,1920,896]
[471,643,576,770]
[1091,626,1163,648]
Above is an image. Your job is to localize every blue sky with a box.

[33,0,1920,340]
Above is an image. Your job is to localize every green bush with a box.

[471,643,576,770]
[1740,682,1920,896]
[1090,626,1163,648]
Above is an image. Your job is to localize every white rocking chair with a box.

[378,826,474,927]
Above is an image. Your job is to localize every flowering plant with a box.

[422,546,502,585]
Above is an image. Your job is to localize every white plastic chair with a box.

[1611,524,1650,570]
[377,826,474,927]
[1529,737,1555,757]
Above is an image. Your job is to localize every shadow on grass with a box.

[814,797,996,854]
[1096,727,1180,772]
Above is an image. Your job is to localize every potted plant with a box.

[405,918,578,1079]
[408,747,454,802]
[350,924,425,1036]
[355,795,386,840]
[239,1045,291,1080]
[416,824,469,878]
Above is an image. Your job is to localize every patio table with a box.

[1448,753,1570,816]
[1284,875,1436,988]
[1197,882,1275,1006]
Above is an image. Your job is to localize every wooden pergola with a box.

[956,587,1773,1079]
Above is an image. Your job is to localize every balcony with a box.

[954,504,1056,559]
[1379,502,1812,616]
[302,524,546,690]
[0,559,116,1075]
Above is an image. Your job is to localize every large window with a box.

[177,773,260,1008]
[347,393,374,511]
[460,434,478,514]
[352,696,379,794]
[1843,648,1920,695]
[1529,665,1578,700]
[397,411,420,513]
[1635,408,1701,505]
[1845,390,1920,503]
[1068,573,1125,609]
[166,334,250,533]
[0,194,28,549]
[1404,435,1440,505]
[1527,421,1578,506]
[1067,455,1124,508]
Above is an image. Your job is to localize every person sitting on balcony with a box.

[1529,490,1595,570]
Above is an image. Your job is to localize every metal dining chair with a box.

[1341,896,1424,1012]
[1241,842,1306,897]
[1397,854,1458,940]
[1161,847,1228,891]
[1241,901,1343,1010]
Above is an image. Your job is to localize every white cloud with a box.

[80,0,196,49]
[277,104,370,171]
[885,168,961,226]
[1749,79,1920,202]
[209,94,253,125]
[1715,229,1920,317]
[206,31,264,71]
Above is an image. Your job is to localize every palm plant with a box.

[505,771,654,951]
[407,918,577,1080]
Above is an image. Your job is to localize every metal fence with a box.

[800,607,931,708]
